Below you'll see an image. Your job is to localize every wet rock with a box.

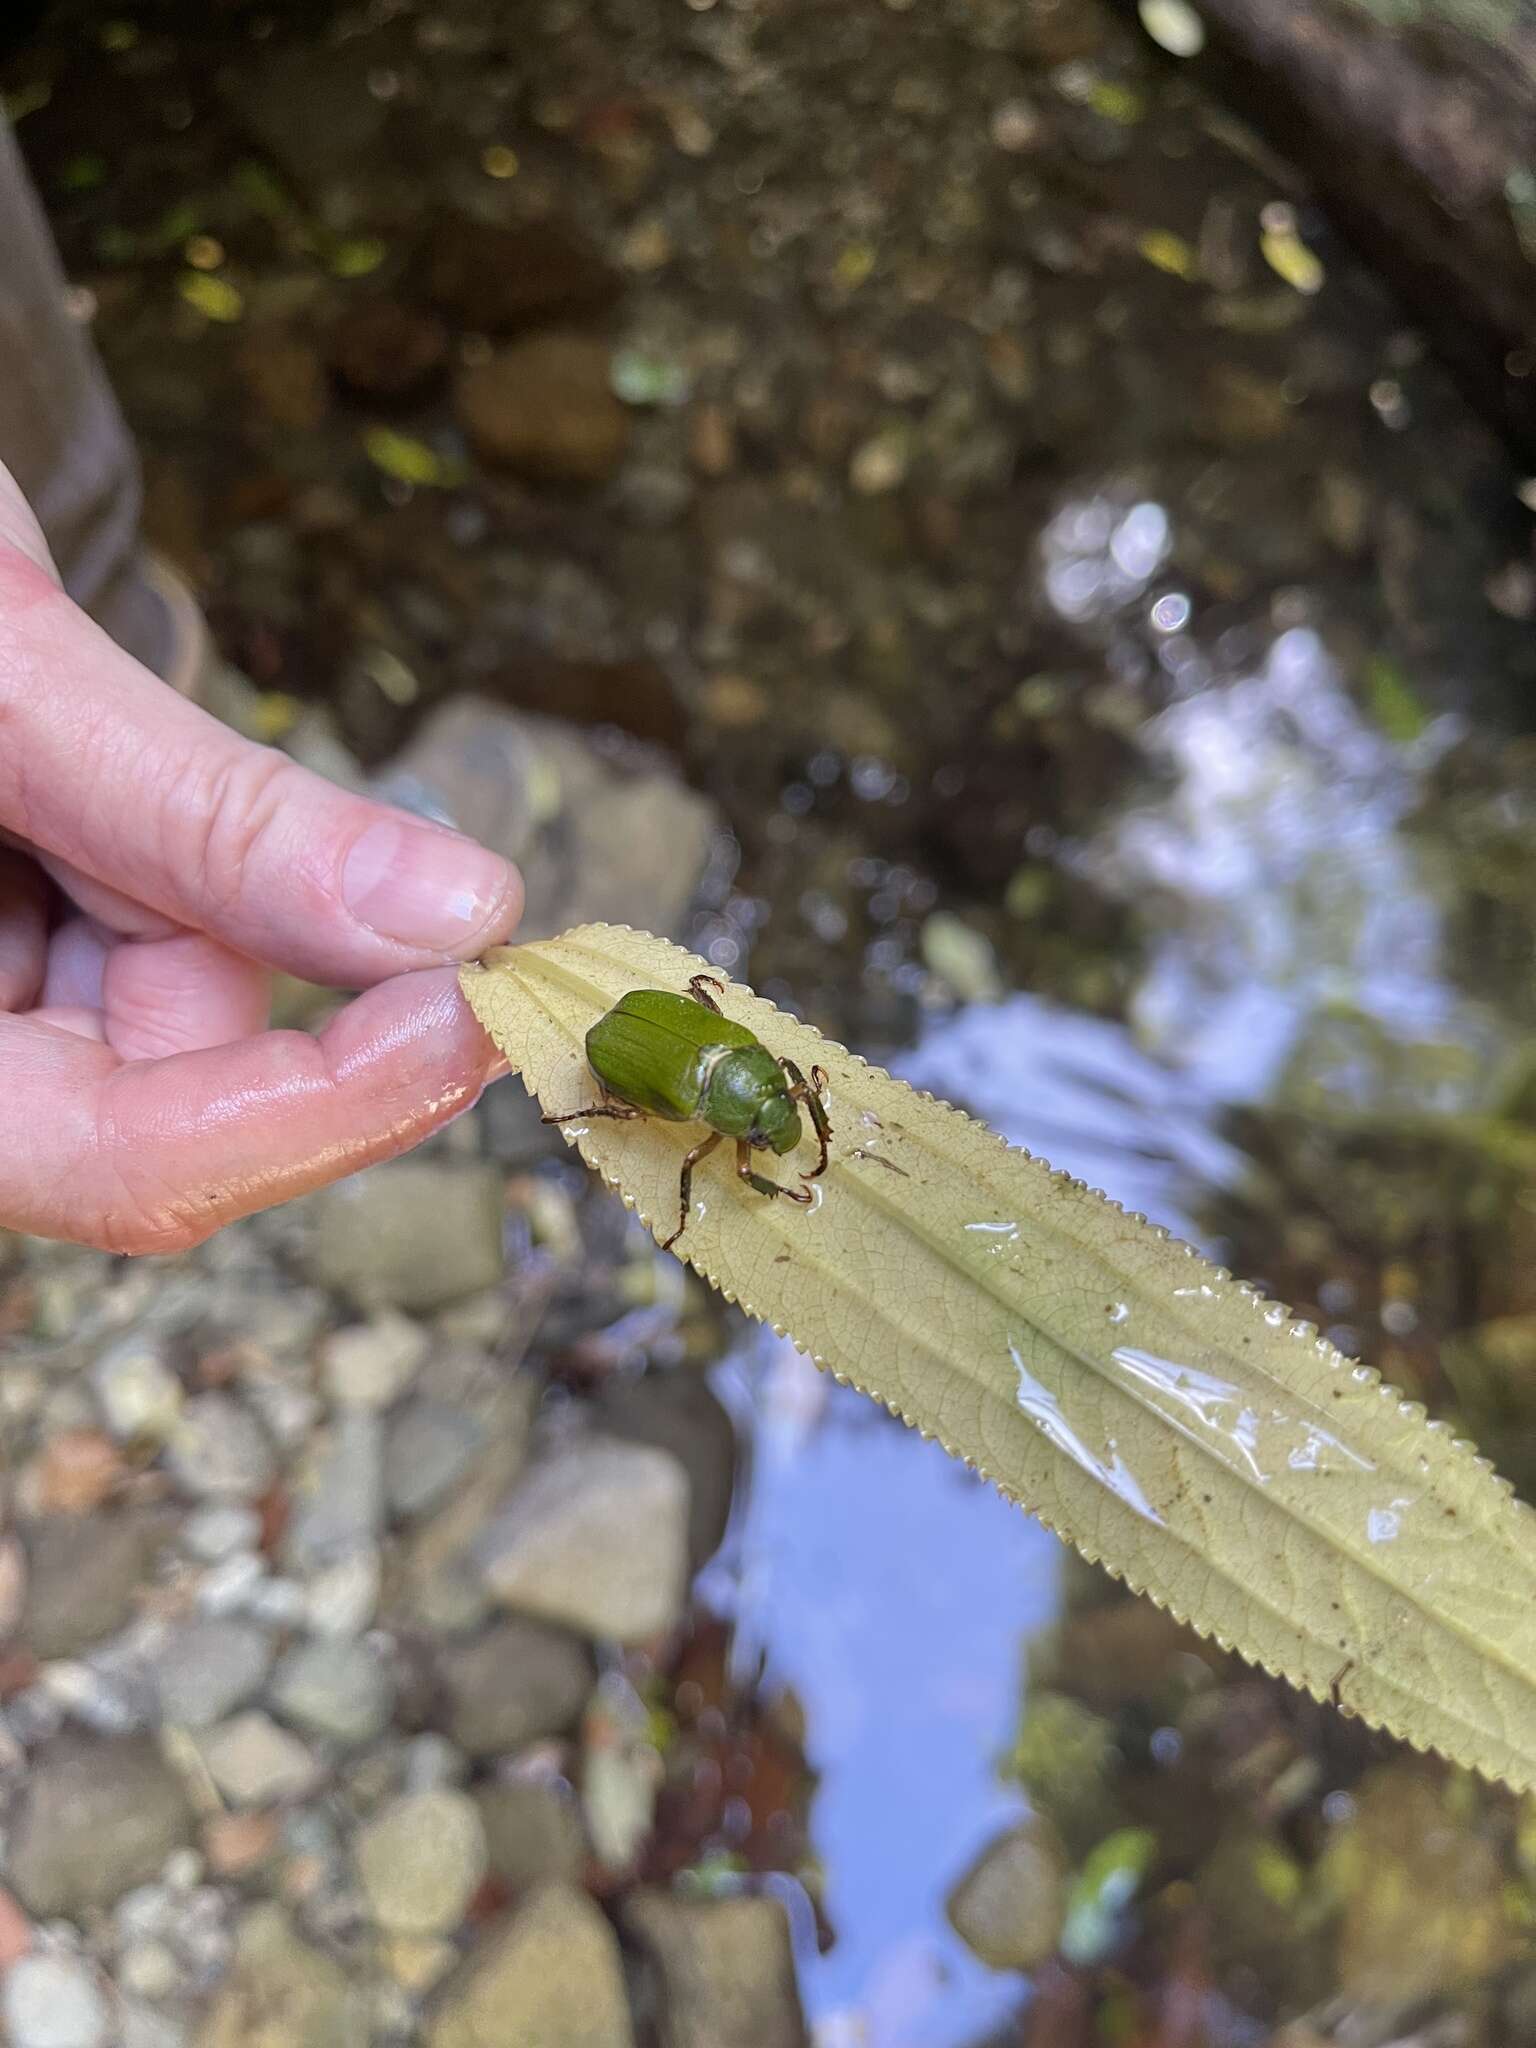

[9,1736,195,1916]
[438,1617,595,1759]
[475,1776,586,1892]
[475,1439,690,1643]
[22,1511,172,1659]
[198,1902,367,2048]
[2,1953,111,2048]
[424,215,619,336]
[427,1883,633,2048]
[92,1334,184,1443]
[385,1401,485,1520]
[195,1712,323,1808]
[326,299,448,403]
[598,1371,736,1570]
[152,1619,274,1728]
[166,1395,276,1503]
[454,334,630,484]
[309,1162,506,1313]
[484,655,685,753]
[219,45,386,197]
[623,1890,806,2048]
[355,1789,487,1936]
[320,1313,429,1411]
[234,328,330,435]
[269,1637,394,1745]
[374,700,718,942]
[283,1412,384,1573]
[1327,1760,1512,2002]
[945,1816,1068,1972]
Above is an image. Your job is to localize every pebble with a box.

[166,1395,276,1502]
[476,1776,586,1891]
[91,1335,184,1443]
[195,1712,324,1807]
[309,1162,507,1313]
[945,1815,1068,1971]
[623,1890,807,2048]
[2,1954,111,2048]
[202,1810,281,1879]
[151,1619,273,1729]
[198,1903,366,2048]
[454,334,632,485]
[438,1617,594,1759]
[320,1313,429,1410]
[385,1401,484,1520]
[475,1439,690,1643]
[384,1933,458,1994]
[268,1637,394,1745]
[427,1883,634,2048]
[354,1789,487,1936]
[182,1505,262,1563]
[119,1939,182,2000]
[23,1510,172,1659]
[283,1413,384,1573]
[119,2004,189,2048]
[8,1736,194,1916]
[303,1548,381,1638]
[0,1532,27,1638]
[34,1429,123,1514]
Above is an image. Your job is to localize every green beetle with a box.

[543,975,831,1250]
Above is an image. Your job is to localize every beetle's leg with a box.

[541,1099,644,1125]
[735,1140,815,1207]
[685,974,726,1014]
[779,1058,832,1179]
[663,1131,723,1251]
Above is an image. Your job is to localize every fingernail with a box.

[341,820,512,954]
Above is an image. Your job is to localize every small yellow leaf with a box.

[464,926,1536,1793]
[178,271,244,323]
[361,427,460,488]
[1138,230,1197,280]
[1260,225,1325,295]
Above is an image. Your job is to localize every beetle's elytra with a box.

[543,974,831,1250]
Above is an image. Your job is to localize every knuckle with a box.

[180,742,298,921]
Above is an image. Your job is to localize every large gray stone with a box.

[373,700,718,943]
[623,1891,807,2048]
[598,1371,737,1570]
[427,1883,633,2048]
[437,1617,594,1759]
[474,1438,690,1644]
[8,1735,195,1916]
[310,1163,507,1313]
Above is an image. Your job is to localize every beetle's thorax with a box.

[698,1041,792,1143]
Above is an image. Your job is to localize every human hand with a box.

[0,464,520,1254]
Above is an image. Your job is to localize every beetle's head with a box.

[754,1091,803,1156]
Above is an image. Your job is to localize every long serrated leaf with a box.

[462,925,1536,1790]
